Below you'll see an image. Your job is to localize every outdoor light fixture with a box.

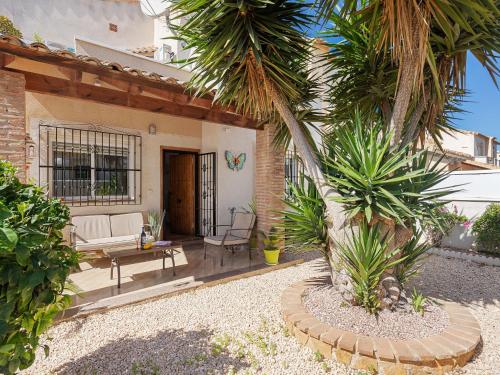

[149,123,157,135]
[25,135,36,164]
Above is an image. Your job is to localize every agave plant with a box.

[393,230,430,286]
[280,174,329,257]
[338,222,405,314]
[322,112,453,226]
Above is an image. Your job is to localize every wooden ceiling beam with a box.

[0,42,245,116]
[0,53,16,68]
[11,69,259,129]
[58,67,82,81]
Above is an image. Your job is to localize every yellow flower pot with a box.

[263,249,280,265]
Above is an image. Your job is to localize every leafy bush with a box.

[0,16,22,38]
[322,113,452,226]
[0,161,79,374]
[338,222,404,314]
[472,203,500,254]
[424,206,469,246]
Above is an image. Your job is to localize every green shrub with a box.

[0,16,22,38]
[338,222,405,314]
[0,161,79,374]
[472,203,500,254]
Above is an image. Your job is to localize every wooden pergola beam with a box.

[12,69,259,129]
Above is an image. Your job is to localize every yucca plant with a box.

[338,222,405,314]
[280,174,329,258]
[393,230,430,286]
[322,112,453,226]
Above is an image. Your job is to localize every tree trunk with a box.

[400,94,427,148]
[389,18,420,147]
[267,86,349,245]
[389,54,417,147]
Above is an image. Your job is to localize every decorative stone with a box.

[335,348,353,365]
[306,336,333,359]
[352,355,378,372]
[338,332,357,352]
[321,327,345,346]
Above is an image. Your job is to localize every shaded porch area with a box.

[64,241,274,318]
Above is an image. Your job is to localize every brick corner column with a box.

[0,69,26,182]
[255,124,285,242]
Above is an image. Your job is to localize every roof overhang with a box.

[0,36,261,130]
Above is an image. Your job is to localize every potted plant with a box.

[260,227,281,265]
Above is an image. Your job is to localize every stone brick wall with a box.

[255,124,285,237]
[0,69,26,181]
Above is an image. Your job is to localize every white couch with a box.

[71,212,145,252]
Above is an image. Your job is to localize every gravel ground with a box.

[305,285,449,340]
[21,253,499,375]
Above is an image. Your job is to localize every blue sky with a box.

[455,54,500,139]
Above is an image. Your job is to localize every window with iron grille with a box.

[284,147,303,197]
[38,123,142,206]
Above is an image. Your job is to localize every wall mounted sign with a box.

[225,151,246,171]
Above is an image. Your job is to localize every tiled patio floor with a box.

[64,242,270,318]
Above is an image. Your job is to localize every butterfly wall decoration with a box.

[225,151,246,171]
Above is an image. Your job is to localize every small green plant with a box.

[472,203,500,254]
[147,210,165,241]
[313,350,324,362]
[260,227,280,251]
[0,161,79,374]
[210,333,231,356]
[0,16,22,38]
[338,222,405,314]
[321,362,331,372]
[411,288,427,316]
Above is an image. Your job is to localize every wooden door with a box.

[168,154,195,234]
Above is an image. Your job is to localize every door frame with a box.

[160,146,200,238]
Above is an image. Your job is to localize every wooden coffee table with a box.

[102,243,182,288]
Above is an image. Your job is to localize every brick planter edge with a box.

[281,278,481,374]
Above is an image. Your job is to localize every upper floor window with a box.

[474,137,486,156]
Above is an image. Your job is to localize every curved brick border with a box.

[281,278,481,374]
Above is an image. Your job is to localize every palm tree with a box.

[316,0,499,146]
[170,0,348,240]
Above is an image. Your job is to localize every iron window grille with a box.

[38,123,142,206]
[284,146,304,197]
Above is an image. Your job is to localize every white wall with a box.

[440,130,474,156]
[201,122,256,230]
[0,0,153,50]
[434,170,500,249]
[75,38,192,81]
[26,93,202,218]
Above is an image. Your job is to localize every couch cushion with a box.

[110,212,144,237]
[75,235,138,251]
[72,215,111,241]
